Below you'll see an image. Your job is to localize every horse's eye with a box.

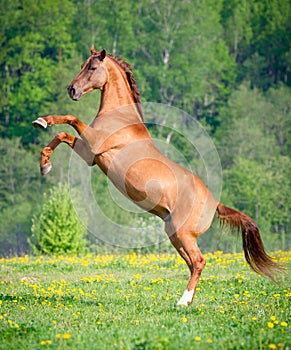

[90,67,97,71]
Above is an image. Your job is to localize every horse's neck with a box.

[97,58,140,120]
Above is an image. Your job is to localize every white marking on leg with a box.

[176,289,194,306]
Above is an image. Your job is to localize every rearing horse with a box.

[33,46,282,306]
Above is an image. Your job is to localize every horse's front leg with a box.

[32,114,89,136]
[33,114,100,151]
[39,132,95,175]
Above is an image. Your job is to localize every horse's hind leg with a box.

[168,230,206,306]
[40,132,95,175]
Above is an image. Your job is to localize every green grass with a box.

[0,251,290,350]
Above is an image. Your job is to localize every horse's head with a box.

[67,46,108,101]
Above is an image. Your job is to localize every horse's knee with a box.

[55,132,68,141]
[66,114,79,126]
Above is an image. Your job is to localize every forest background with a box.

[0,0,290,256]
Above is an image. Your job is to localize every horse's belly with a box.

[100,140,218,228]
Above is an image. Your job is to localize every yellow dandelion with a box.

[280,322,288,327]
[181,317,187,323]
[62,333,71,340]
[269,344,277,349]
[270,316,277,321]
[195,336,201,341]
[267,322,274,328]
[40,340,52,346]
[251,317,257,321]
[207,339,213,343]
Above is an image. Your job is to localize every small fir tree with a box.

[29,183,87,255]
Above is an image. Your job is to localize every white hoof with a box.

[41,162,52,175]
[176,289,194,306]
[32,117,47,129]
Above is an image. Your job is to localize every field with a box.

[0,251,290,350]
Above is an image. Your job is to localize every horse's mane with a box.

[107,54,143,121]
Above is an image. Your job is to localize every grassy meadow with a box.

[0,251,290,350]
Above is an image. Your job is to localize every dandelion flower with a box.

[195,336,201,341]
[40,340,52,346]
[181,317,187,323]
[267,322,274,328]
[281,322,288,327]
[63,333,71,340]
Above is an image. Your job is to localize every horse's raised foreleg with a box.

[39,132,95,175]
[168,231,206,306]
[33,114,88,134]
[32,115,99,149]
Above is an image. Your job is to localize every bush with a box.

[29,183,87,255]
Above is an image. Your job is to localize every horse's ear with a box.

[100,49,106,61]
[91,44,95,55]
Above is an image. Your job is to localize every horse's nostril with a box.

[68,86,76,97]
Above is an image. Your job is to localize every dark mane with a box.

[107,54,143,121]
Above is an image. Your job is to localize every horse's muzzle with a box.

[67,84,82,101]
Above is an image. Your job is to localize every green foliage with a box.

[0,0,76,143]
[215,83,287,167]
[221,157,289,250]
[0,138,42,255]
[221,0,291,89]
[215,84,291,249]
[30,183,87,255]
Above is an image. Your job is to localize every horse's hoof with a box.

[176,289,194,306]
[41,162,52,175]
[32,118,47,129]
[176,300,189,307]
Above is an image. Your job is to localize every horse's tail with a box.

[216,203,284,283]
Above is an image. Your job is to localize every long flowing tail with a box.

[216,203,284,283]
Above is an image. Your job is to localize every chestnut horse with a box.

[33,46,282,306]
